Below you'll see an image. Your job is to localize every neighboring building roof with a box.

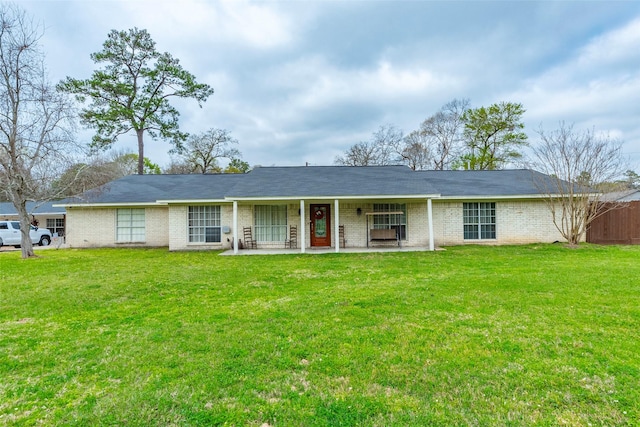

[600,189,640,202]
[59,166,562,206]
[0,201,66,216]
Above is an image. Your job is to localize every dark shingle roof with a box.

[77,174,245,204]
[228,165,438,198]
[415,169,555,197]
[0,201,66,215]
[62,167,560,206]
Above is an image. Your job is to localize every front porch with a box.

[229,197,436,255]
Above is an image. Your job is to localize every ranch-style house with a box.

[57,165,569,253]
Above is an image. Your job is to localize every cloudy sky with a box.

[20,0,640,170]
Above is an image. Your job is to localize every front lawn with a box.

[1,245,638,426]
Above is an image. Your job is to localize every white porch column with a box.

[300,200,306,253]
[427,198,435,251]
[233,201,238,254]
[334,199,340,253]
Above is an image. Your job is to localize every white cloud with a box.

[270,56,458,113]
[577,16,640,68]
[494,14,640,167]
[119,0,297,50]
[17,1,640,168]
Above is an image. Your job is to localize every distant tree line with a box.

[335,99,528,171]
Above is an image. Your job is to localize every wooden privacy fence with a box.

[587,201,640,245]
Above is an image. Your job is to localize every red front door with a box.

[310,204,331,247]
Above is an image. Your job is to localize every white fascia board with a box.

[156,199,230,205]
[436,192,598,201]
[59,202,163,208]
[226,194,441,202]
[3,211,65,215]
[436,194,570,201]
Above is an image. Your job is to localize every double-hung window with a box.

[189,206,221,243]
[373,203,407,240]
[46,218,65,236]
[463,202,496,240]
[116,208,145,243]
[254,205,287,242]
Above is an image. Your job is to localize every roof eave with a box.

[226,193,441,201]
[436,193,596,200]
[59,202,164,208]
[156,199,230,204]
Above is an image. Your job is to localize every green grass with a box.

[1,245,639,426]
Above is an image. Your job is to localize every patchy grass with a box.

[0,245,639,426]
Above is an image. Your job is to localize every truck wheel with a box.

[39,236,51,246]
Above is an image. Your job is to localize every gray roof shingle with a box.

[62,167,560,205]
[415,169,557,197]
[0,201,66,215]
[78,174,245,204]
[228,165,438,198]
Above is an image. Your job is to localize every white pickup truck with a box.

[0,220,52,247]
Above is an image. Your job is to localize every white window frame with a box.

[463,202,496,240]
[46,218,65,236]
[116,208,146,243]
[373,203,407,240]
[188,206,221,243]
[254,205,287,242]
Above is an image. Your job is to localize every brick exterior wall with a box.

[66,207,169,248]
[168,204,236,251]
[66,198,568,250]
[432,199,565,246]
[331,201,430,248]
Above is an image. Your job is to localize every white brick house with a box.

[58,166,568,253]
[0,201,67,238]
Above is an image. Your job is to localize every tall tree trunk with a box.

[137,129,145,175]
[12,196,36,258]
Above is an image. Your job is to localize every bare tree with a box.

[164,158,195,174]
[529,122,627,246]
[371,124,404,165]
[334,141,379,166]
[335,124,403,166]
[172,128,241,173]
[419,98,469,170]
[0,5,78,258]
[400,130,431,170]
[52,149,167,198]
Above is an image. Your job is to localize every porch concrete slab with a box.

[220,246,438,256]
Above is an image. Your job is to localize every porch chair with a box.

[285,225,297,248]
[339,225,345,248]
[243,226,257,249]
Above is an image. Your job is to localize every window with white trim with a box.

[254,205,287,242]
[188,206,221,243]
[116,208,145,242]
[46,218,65,236]
[463,202,496,240]
[373,203,407,240]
